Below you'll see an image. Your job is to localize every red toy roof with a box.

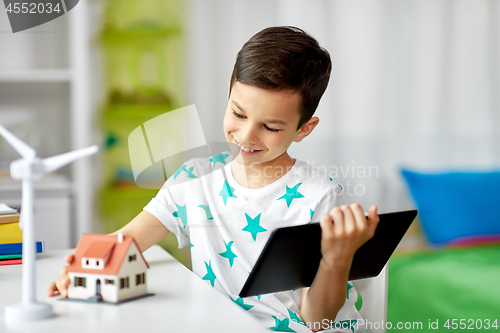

[83,240,115,259]
[68,233,149,276]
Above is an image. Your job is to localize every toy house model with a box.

[67,233,149,303]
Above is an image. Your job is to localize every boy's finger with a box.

[64,253,74,264]
[47,282,58,297]
[351,203,367,230]
[59,266,68,277]
[351,204,368,230]
[340,205,355,234]
[56,278,68,298]
[329,207,344,236]
[62,275,70,287]
[319,213,334,239]
[367,205,379,235]
[367,205,378,222]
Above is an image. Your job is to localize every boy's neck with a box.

[231,153,296,189]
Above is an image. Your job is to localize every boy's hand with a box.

[47,253,74,298]
[319,204,379,269]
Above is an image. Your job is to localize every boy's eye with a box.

[233,110,245,119]
[264,125,279,133]
[233,110,279,132]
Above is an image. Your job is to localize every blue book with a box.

[0,241,45,256]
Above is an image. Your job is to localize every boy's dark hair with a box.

[229,26,332,129]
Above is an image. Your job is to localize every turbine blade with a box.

[42,145,99,174]
[0,123,36,159]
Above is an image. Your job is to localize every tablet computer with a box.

[239,209,418,297]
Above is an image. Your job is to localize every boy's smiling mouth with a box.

[233,138,262,154]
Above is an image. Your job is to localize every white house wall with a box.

[116,242,148,302]
[68,272,120,302]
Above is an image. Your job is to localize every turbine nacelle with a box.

[10,158,44,181]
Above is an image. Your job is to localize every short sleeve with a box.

[143,194,190,249]
[311,183,345,222]
[143,162,200,249]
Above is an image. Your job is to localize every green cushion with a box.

[388,245,500,329]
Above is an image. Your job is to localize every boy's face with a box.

[223,81,317,167]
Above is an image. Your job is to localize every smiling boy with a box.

[49,26,379,332]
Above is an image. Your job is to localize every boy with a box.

[48,26,379,332]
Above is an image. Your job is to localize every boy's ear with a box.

[294,117,319,143]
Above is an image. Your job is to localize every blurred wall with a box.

[185,0,500,212]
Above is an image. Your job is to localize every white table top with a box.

[0,245,270,332]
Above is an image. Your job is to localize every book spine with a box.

[0,241,45,255]
[0,254,23,260]
[0,214,20,224]
[0,259,22,266]
[0,222,23,244]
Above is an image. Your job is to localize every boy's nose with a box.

[240,125,258,145]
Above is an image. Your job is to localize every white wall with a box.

[185,0,500,212]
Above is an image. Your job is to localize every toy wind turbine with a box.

[0,123,98,321]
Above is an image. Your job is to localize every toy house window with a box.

[129,254,136,262]
[96,260,100,266]
[136,273,146,285]
[75,277,86,287]
[105,279,115,285]
[120,277,130,289]
[86,260,89,265]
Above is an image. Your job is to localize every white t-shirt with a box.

[144,153,363,332]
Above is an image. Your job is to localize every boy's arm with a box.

[112,210,170,252]
[299,204,379,332]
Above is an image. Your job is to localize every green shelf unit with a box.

[100,34,185,106]
[96,0,187,266]
[99,105,177,188]
[101,26,182,41]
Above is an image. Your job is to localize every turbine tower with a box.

[0,123,98,321]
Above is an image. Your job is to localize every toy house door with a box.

[96,279,101,296]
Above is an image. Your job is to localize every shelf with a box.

[0,174,72,192]
[100,25,181,41]
[0,69,72,82]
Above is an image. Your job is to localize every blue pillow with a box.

[401,169,500,244]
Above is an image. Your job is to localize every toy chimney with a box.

[118,233,123,243]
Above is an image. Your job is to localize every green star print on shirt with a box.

[287,309,306,326]
[202,260,216,287]
[347,282,353,299]
[219,240,237,267]
[173,165,187,179]
[210,152,229,169]
[198,204,214,220]
[231,297,254,311]
[242,213,267,241]
[172,203,188,228]
[219,180,237,205]
[270,316,296,332]
[187,166,198,178]
[277,182,305,207]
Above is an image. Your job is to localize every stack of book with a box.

[0,203,44,266]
